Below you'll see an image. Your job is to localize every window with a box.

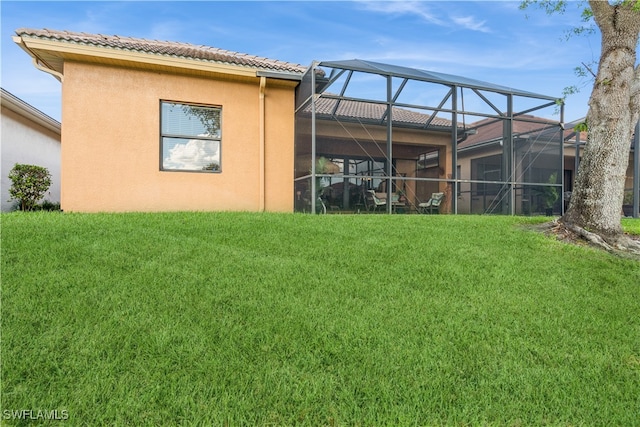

[417,150,439,170]
[160,101,221,172]
[471,154,502,196]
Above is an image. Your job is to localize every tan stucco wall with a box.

[61,62,295,212]
[456,154,473,214]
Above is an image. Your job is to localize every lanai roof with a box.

[320,59,559,101]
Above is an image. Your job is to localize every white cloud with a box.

[358,0,492,33]
[359,0,446,26]
[363,0,446,25]
[164,139,219,170]
[451,15,491,33]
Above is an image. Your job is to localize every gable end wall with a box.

[61,61,295,212]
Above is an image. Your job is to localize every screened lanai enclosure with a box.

[294,60,565,215]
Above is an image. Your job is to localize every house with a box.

[14,28,567,214]
[457,116,638,217]
[457,115,569,215]
[1,88,61,211]
[14,28,304,213]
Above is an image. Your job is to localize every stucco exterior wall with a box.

[61,62,295,212]
[456,154,472,214]
[1,105,61,211]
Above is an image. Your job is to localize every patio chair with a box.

[316,196,327,214]
[418,192,444,214]
[366,190,387,212]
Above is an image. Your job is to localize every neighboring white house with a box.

[1,88,61,211]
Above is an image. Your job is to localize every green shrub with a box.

[8,163,52,211]
[623,190,634,205]
[38,200,61,211]
[542,172,559,209]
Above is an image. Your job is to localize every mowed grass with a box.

[1,212,639,426]
[622,217,640,235]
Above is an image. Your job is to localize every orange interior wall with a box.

[61,62,295,212]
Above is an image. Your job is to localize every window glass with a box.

[161,101,221,172]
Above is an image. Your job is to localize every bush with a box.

[8,164,52,211]
[623,190,634,205]
[39,200,61,211]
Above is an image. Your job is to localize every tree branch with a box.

[589,0,615,32]
[581,61,597,78]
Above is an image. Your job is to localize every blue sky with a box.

[1,1,606,122]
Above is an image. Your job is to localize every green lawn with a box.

[623,217,640,235]
[2,212,639,426]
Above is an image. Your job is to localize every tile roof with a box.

[15,28,307,74]
[312,97,453,129]
[458,115,636,150]
[457,115,560,149]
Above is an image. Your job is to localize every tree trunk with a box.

[562,1,640,242]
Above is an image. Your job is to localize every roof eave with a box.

[1,88,61,134]
[14,35,285,80]
[256,70,302,81]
